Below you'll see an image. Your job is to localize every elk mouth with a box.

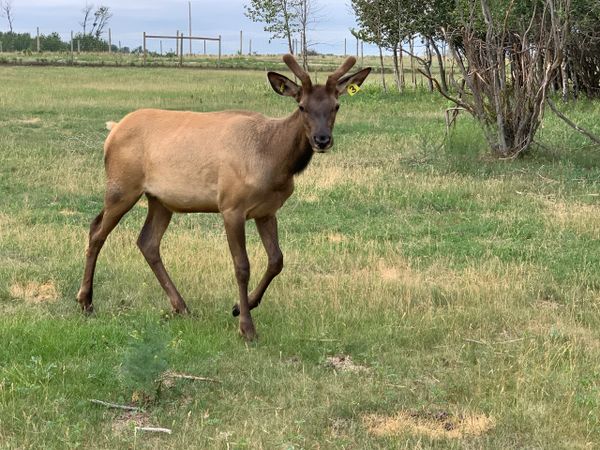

[311,137,334,153]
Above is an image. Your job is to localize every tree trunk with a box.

[399,42,405,88]
[392,45,401,92]
[378,45,387,93]
[424,40,434,92]
[409,37,416,88]
[429,38,448,92]
[560,60,569,101]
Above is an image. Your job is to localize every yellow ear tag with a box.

[347,83,361,96]
[279,82,286,94]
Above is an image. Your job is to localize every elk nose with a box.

[314,134,331,149]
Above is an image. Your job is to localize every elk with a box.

[77,54,371,340]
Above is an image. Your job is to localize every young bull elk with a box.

[77,54,371,340]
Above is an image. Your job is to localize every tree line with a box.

[0,2,123,52]
[351,0,600,157]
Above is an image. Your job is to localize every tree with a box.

[245,0,299,54]
[39,32,68,51]
[80,3,94,35]
[433,0,571,157]
[0,0,14,33]
[90,6,111,38]
[294,0,321,70]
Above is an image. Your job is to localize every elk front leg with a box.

[222,210,256,340]
[232,215,283,317]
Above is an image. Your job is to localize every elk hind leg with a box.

[137,195,189,314]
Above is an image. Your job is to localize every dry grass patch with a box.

[527,314,600,350]
[363,410,495,440]
[543,199,600,238]
[17,117,42,125]
[9,280,59,303]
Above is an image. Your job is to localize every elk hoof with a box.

[239,321,257,341]
[232,304,240,317]
[81,303,94,315]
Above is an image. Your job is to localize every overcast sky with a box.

[7,0,388,55]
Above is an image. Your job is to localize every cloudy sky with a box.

[7,0,386,55]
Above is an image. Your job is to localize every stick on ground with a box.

[89,399,140,411]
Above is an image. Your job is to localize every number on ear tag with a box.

[347,83,361,96]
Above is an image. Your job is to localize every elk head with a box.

[267,54,371,152]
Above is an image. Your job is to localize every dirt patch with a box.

[324,355,369,373]
[9,281,58,303]
[112,410,151,435]
[364,410,495,440]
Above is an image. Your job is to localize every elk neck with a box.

[268,108,314,176]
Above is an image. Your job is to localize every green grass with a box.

[1,65,600,449]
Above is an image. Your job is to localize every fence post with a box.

[240,30,243,55]
[70,31,74,62]
[249,39,252,56]
[0,42,3,53]
[218,35,221,67]
[203,38,206,55]
[175,30,179,57]
[36,27,40,52]
[179,33,184,67]
[108,28,112,53]
[143,31,147,65]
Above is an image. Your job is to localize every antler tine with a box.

[326,56,357,90]
[283,54,312,89]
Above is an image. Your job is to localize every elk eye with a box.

[299,105,305,112]
[334,104,340,111]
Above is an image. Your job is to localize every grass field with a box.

[1,65,600,449]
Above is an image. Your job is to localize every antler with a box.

[283,54,312,90]
[326,56,357,91]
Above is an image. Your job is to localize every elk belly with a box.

[144,179,219,213]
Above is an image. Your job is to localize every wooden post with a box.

[249,39,252,55]
[160,40,163,55]
[179,33,184,67]
[36,27,40,52]
[77,39,81,54]
[70,31,74,59]
[108,28,112,53]
[0,42,3,53]
[239,30,243,55]
[175,31,179,57]
[218,35,221,67]
[203,39,206,55]
[143,31,147,65]
[188,1,192,55]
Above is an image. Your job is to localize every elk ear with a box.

[267,72,301,98]
[336,67,372,96]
